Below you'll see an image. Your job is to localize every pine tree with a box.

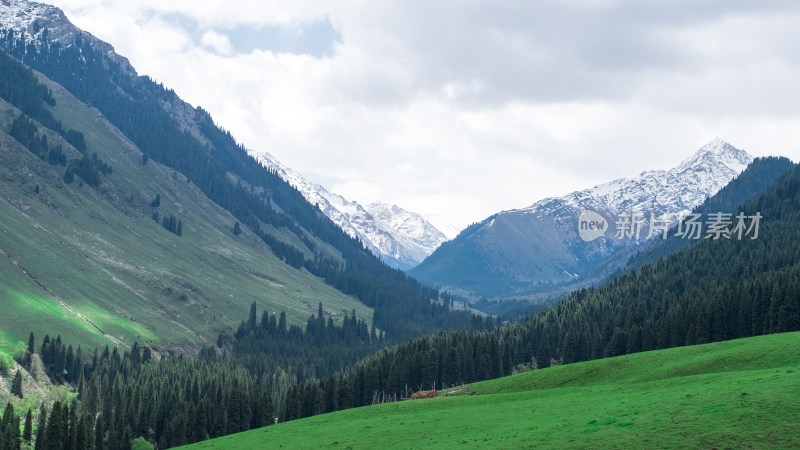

[151,194,160,208]
[11,370,23,397]
[2,402,14,438]
[67,400,78,450]
[23,409,32,444]
[34,405,47,450]
[233,222,242,236]
[2,402,21,450]
[94,415,104,450]
[248,302,257,331]
[27,332,35,356]
[44,401,65,449]
[75,414,91,450]
[278,312,287,336]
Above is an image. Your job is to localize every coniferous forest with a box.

[2,9,800,450]
[2,155,799,449]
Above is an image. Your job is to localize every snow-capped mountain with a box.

[1,0,69,41]
[534,137,752,227]
[254,152,449,270]
[0,0,135,72]
[409,139,754,299]
[0,0,449,270]
[365,202,449,263]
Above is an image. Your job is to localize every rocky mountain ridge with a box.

[409,138,753,300]
[254,152,449,270]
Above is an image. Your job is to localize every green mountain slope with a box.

[0,56,371,352]
[182,331,800,449]
[0,5,473,341]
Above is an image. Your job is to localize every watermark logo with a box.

[578,210,762,242]
[578,210,609,242]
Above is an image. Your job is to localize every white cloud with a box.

[50,0,800,230]
[200,30,233,55]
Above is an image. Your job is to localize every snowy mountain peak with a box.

[677,138,751,174]
[410,139,762,299]
[365,202,448,253]
[1,0,76,45]
[252,153,449,269]
[520,139,753,225]
[0,0,54,32]
[1,0,136,74]
[699,137,735,154]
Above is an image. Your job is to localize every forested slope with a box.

[267,156,800,420]
[0,47,372,351]
[0,25,473,342]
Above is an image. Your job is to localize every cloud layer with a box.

[52,0,800,229]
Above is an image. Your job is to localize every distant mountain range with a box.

[410,138,755,300]
[254,152,450,269]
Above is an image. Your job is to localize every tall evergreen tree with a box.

[11,370,23,398]
[23,409,33,444]
[27,332,35,356]
[34,405,47,450]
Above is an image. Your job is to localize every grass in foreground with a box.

[180,332,800,449]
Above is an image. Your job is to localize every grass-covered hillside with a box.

[0,65,371,354]
[182,331,800,449]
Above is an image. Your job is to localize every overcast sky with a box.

[50,0,800,233]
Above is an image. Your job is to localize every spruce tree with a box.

[44,401,64,449]
[75,414,90,450]
[94,415,104,450]
[2,403,21,450]
[27,332,35,356]
[23,409,32,444]
[34,405,47,450]
[11,370,23,397]
[248,302,257,331]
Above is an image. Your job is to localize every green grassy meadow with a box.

[182,332,800,449]
[0,71,371,353]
